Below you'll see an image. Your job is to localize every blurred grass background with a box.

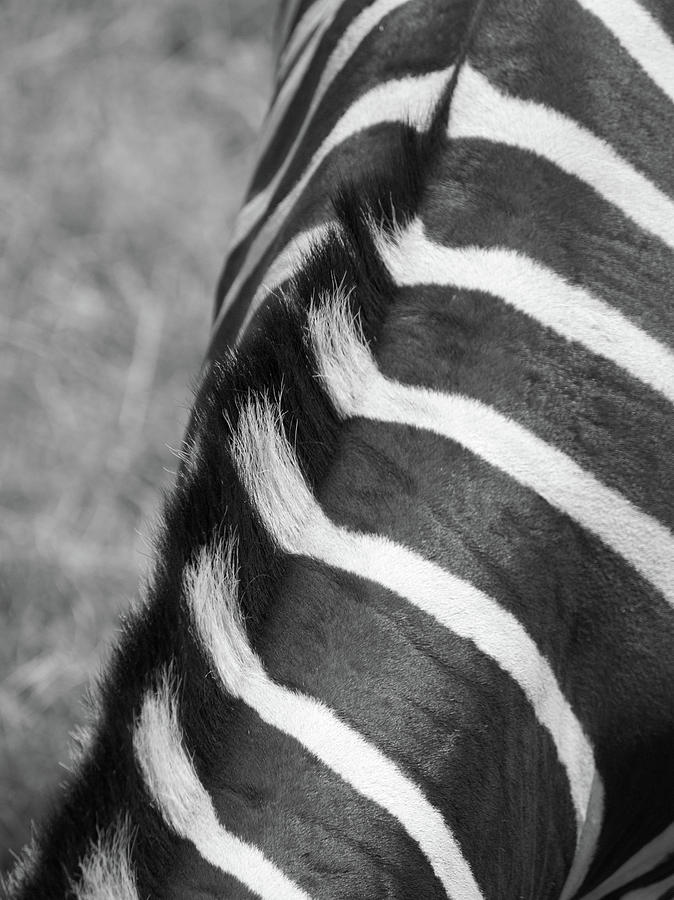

[1,0,276,873]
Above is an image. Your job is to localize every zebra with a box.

[6,0,674,896]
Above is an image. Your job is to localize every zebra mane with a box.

[10,114,451,897]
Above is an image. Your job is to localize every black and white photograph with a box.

[2,1,673,897]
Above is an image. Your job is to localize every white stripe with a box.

[134,672,311,900]
[305,300,601,843]
[74,820,139,900]
[560,773,606,900]
[576,0,674,103]
[277,0,341,84]
[214,65,451,336]
[379,218,674,404]
[312,293,674,606]
[579,823,674,900]
[230,0,413,251]
[187,541,483,900]
[449,64,674,250]
[623,873,674,900]
[236,223,335,339]
[233,396,599,866]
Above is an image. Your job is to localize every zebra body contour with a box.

[8,0,674,897]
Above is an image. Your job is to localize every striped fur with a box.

[214,63,453,338]
[187,537,482,897]
[134,665,311,899]
[9,0,674,897]
[579,825,674,900]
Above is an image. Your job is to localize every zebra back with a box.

[8,1,674,898]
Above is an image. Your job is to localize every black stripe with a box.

[597,853,674,900]
[214,0,474,326]
[322,415,674,887]
[380,280,674,530]
[261,556,575,896]
[182,682,446,898]
[465,0,674,196]
[252,0,472,203]
[254,0,375,195]
[421,140,674,345]
[213,121,425,349]
[163,846,260,900]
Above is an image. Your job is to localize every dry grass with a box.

[0,0,275,872]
